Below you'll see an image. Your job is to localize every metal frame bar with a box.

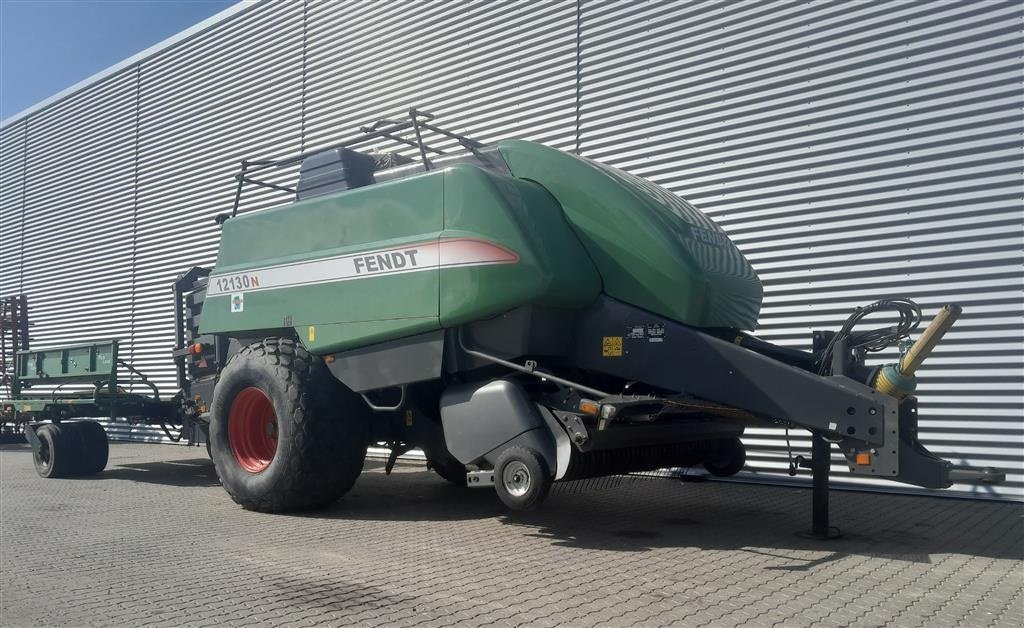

[171,266,211,394]
[0,295,29,400]
[229,109,483,217]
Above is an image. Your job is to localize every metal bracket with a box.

[384,441,411,475]
[23,422,42,455]
[360,385,406,412]
[466,470,494,487]
[553,411,589,446]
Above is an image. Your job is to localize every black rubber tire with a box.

[428,456,468,486]
[494,446,552,511]
[703,437,746,477]
[63,421,108,475]
[201,423,212,460]
[209,337,369,513]
[32,424,77,478]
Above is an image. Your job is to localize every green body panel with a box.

[497,140,762,330]
[201,164,600,353]
[17,340,118,385]
[13,398,98,412]
[201,173,445,344]
[439,165,600,327]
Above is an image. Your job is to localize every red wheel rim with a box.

[228,387,278,473]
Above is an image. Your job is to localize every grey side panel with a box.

[449,306,578,373]
[573,297,895,448]
[440,379,545,465]
[538,406,571,480]
[327,331,443,392]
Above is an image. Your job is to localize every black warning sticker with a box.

[626,325,645,340]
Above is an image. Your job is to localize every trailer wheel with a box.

[209,337,369,513]
[32,424,76,478]
[494,446,552,511]
[703,437,746,477]
[65,421,108,475]
[428,456,468,486]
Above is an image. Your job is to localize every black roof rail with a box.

[229,109,482,218]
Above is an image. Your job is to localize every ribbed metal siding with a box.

[577,0,1023,499]
[0,121,25,299]
[1,0,1019,498]
[303,0,577,152]
[0,122,26,394]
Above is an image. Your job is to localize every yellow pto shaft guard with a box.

[873,304,962,398]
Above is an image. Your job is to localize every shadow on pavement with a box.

[95,458,221,488]
[4,441,1020,565]
[321,464,1024,565]
[1,442,220,488]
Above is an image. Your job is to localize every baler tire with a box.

[209,337,369,513]
[70,421,109,475]
[201,424,212,460]
[428,457,468,486]
[494,446,552,511]
[703,437,746,477]
[32,424,77,478]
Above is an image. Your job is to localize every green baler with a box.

[8,111,1002,532]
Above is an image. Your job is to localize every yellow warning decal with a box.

[602,336,623,357]
[308,325,316,342]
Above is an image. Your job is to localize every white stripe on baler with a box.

[206,238,519,296]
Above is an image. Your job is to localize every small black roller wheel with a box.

[428,456,468,486]
[33,424,78,478]
[703,437,746,477]
[494,446,552,511]
[70,421,109,475]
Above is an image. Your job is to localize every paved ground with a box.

[0,442,1021,627]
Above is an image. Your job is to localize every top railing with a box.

[227,109,484,219]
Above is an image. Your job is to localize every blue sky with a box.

[1,0,236,120]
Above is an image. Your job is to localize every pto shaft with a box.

[873,304,962,398]
[899,304,962,376]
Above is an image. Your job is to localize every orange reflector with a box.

[324,355,336,363]
[855,452,871,466]
[579,400,600,415]
[190,342,203,354]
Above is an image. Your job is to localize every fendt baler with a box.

[2,111,1003,531]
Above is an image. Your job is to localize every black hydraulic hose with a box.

[701,328,818,372]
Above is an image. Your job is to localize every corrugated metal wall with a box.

[0,121,24,301]
[1,0,1020,497]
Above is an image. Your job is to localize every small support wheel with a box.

[703,437,746,477]
[494,446,552,511]
[32,424,78,478]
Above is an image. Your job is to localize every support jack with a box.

[796,432,843,540]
